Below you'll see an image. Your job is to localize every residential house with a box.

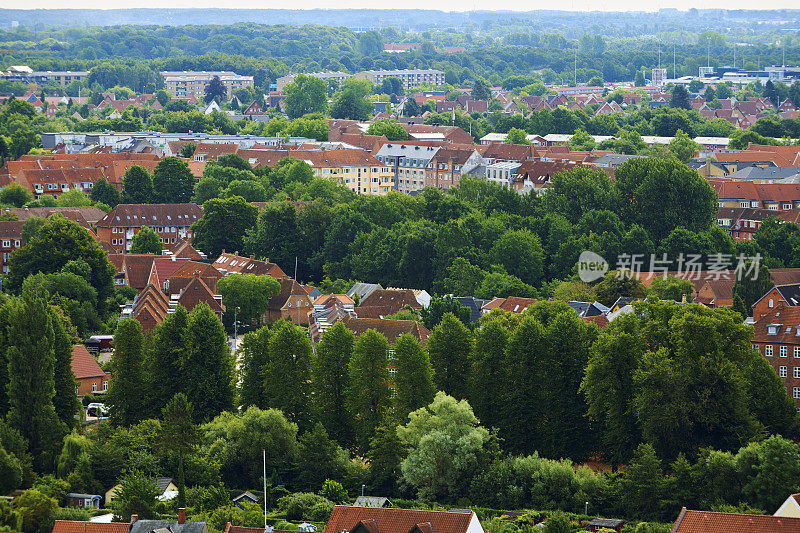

[324,506,483,533]
[0,221,23,274]
[231,492,259,509]
[65,494,102,509]
[751,304,800,406]
[424,148,484,190]
[266,278,314,324]
[96,204,203,252]
[71,345,109,396]
[753,284,800,320]
[670,507,800,533]
[716,207,778,241]
[130,283,172,330]
[108,254,156,290]
[192,142,239,162]
[481,297,538,314]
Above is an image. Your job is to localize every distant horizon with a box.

[2,5,800,13]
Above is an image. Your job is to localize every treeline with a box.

[2,23,800,90]
[188,154,724,294]
[6,296,796,528]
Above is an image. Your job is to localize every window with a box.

[92,382,97,392]
[795,347,800,357]
[780,366,788,377]
[794,387,800,399]
[14,240,19,247]
[103,381,108,391]
[766,345,773,356]
[1,240,9,247]
[781,346,789,357]
[794,367,800,379]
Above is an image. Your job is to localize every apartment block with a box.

[161,71,254,99]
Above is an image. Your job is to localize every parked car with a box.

[87,403,109,418]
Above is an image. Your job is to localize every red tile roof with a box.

[325,506,474,533]
[53,521,130,533]
[71,345,105,379]
[670,508,800,533]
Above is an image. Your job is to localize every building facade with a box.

[161,71,254,99]
[96,204,203,252]
[354,69,445,90]
[375,143,440,194]
[751,305,800,408]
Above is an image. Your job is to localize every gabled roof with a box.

[177,277,224,314]
[325,506,476,533]
[670,508,800,533]
[752,305,800,344]
[129,520,207,533]
[71,344,105,380]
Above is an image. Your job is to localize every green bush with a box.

[308,501,334,522]
[277,493,332,521]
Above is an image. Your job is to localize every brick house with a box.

[751,305,800,407]
[266,278,314,324]
[96,204,202,252]
[753,284,800,320]
[424,148,484,190]
[0,221,24,275]
[71,344,109,396]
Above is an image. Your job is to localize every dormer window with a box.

[768,324,780,335]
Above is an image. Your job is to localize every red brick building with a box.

[71,344,109,396]
[96,204,202,252]
[751,305,800,407]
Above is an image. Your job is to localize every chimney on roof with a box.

[131,515,139,524]
[178,508,186,525]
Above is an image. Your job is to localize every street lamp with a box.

[361,484,365,497]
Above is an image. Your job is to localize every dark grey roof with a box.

[587,518,624,527]
[568,301,606,317]
[347,283,383,301]
[66,493,101,499]
[129,520,209,533]
[454,297,491,323]
[155,477,175,493]
[777,284,800,306]
[592,154,644,167]
[727,166,800,181]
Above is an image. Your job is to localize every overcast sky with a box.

[3,0,800,11]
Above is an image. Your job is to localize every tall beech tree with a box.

[5,292,67,472]
[312,322,355,447]
[107,318,147,427]
[393,333,435,421]
[347,329,391,451]
[264,320,312,430]
[426,313,472,399]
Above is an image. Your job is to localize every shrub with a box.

[277,493,332,521]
